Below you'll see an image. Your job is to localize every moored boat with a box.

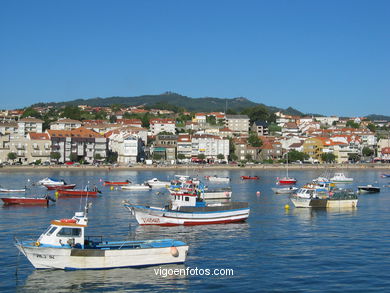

[277,177,297,185]
[1,195,55,206]
[0,187,27,193]
[272,186,298,194]
[123,191,249,226]
[38,178,65,186]
[204,175,230,183]
[381,174,390,178]
[145,178,170,188]
[241,176,260,180]
[289,186,328,208]
[357,185,380,194]
[327,189,358,208]
[330,172,354,183]
[57,188,100,197]
[45,184,76,190]
[103,180,131,186]
[15,204,188,270]
[121,184,151,191]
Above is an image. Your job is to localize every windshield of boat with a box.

[57,228,82,237]
[44,226,57,236]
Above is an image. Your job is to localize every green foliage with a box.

[245,153,253,161]
[321,153,337,163]
[241,105,272,124]
[262,159,274,164]
[145,102,185,113]
[367,124,376,132]
[287,150,309,162]
[229,153,238,161]
[106,151,118,163]
[346,120,360,129]
[268,123,282,133]
[7,152,17,161]
[217,154,225,160]
[69,153,78,162]
[141,113,151,128]
[60,106,83,121]
[110,104,122,112]
[94,110,108,120]
[109,115,117,123]
[34,159,42,165]
[177,154,186,160]
[248,133,262,147]
[152,153,163,160]
[206,115,217,125]
[348,153,360,163]
[226,109,237,115]
[94,153,103,160]
[362,147,374,157]
[197,154,206,160]
[21,107,42,119]
[50,152,61,161]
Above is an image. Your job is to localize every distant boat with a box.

[57,187,101,198]
[44,184,76,190]
[272,187,298,194]
[204,175,230,183]
[241,176,259,180]
[1,195,55,206]
[0,187,26,193]
[121,184,151,191]
[357,185,380,194]
[381,174,390,178]
[145,178,170,188]
[277,152,297,185]
[103,180,131,186]
[38,177,65,186]
[330,173,354,183]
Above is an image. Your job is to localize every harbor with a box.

[2,168,390,292]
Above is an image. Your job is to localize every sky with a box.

[0,0,389,116]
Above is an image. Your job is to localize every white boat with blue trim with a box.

[15,204,189,270]
[123,192,249,226]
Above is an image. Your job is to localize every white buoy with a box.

[256,191,261,196]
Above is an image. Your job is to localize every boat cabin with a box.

[170,192,205,210]
[37,212,87,248]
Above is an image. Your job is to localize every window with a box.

[185,197,189,202]
[45,226,57,236]
[57,228,82,237]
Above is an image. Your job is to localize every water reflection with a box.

[20,264,189,292]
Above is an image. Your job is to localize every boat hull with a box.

[125,204,250,226]
[122,185,151,191]
[103,181,130,186]
[1,197,48,205]
[45,184,76,190]
[16,243,188,270]
[327,199,358,208]
[290,196,327,208]
[357,187,380,194]
[58,190,99,197]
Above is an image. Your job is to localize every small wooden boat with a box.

[103,180,131,186]
[57,189,100,197]
[44,184,76,190]
[358,185,380,194]
[241,176,259,180]
[0,188,27,193]
[1,195,55,206]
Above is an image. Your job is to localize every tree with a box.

[21,107,42,119]
[152,153,163,161]
[241,105,270,124]
[7,152,17,162]
[321,153,336,163]
[50,152,61,163]
[348,153,360,163]
[206,115,217,125]
[248,133,262,147]
[287,150,309,162]
[268,123,282,134]
[367,124,376,132]
[346,120,360,129]
[69,153,78,162]
[197,154,206,160]
[177,154,186,160]
[217,154,225,160]
[106,151,118,163]
[94,110,108,120]
[245,153,253,161]
[362,147,374,157]
[226,109,237,115]
[141,113,151,128]
[94,153,103,161]
[229,153,238,161]
[109,115,117,123]
[60,106,83,121]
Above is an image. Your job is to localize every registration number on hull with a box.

[142,217,160,224]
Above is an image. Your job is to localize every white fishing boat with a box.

[202,188,232,200]
[330,173,354,183]
[357,185,380,194]
[0,187,27,193]
[289,186,328,208]
[123,192,249,226]
[272,186,298,194]
[38,177,65,186]
[204,175,230,183]
[15,204,188,270]
[145,178,170,188]
[121,184,151,191]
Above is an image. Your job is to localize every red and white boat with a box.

[44,184,76,190]
[1,196,54,205]
[103,180,131,186]
[277,177,297,185]
[123,192,249,226]
[57,189,100,197]
[241,176,259,180]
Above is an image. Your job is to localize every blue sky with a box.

[0,0,389,116]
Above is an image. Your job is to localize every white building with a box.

[225,115,250,133]
[108,133,143,164]
[50,118,82,130]
[149,119,176,135]
[17,117,44,136]
[191,134,229,160]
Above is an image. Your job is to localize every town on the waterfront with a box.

[0,102,389,168]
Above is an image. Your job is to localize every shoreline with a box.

[0,164,390,172]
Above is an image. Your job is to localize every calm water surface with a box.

[1,168,390,292]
